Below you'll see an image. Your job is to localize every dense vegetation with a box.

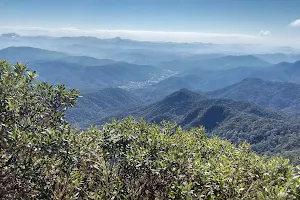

[208,78,300,115]
[135,89,300,162]
[71,87,300,164]
[67,88,145,128]
[0,60,299,199]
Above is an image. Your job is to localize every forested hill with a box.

[207,78,300,115]
[68,87,300,164]
[134,89,300,163]
[67,88,145,127]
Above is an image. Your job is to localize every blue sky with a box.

[0,0,299,46]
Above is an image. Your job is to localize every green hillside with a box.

[208,78,300,115]
[67,88,145,128]
[134,89,300,163]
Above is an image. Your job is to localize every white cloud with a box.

[59,27,79,31]
[0,26,263,44]
[258,30,271,36]
[290,19,300,27]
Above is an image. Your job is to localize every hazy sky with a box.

[0,0,299,46]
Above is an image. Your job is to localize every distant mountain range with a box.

[1,33,300,59]
[134,59,300,103]
[133,56,300,100]
[29,61,164,90]
[0,46,116,66]
[2,46,300,99]
[158,55,271,71]
[1,44,300,163]
[255,53,300,64]
[174,60,300,91]
[0,46,176,91]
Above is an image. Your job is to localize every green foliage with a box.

[67,88,144,128]
[0,60,80,199]
[89,118,299,199]
[0,60,299,199]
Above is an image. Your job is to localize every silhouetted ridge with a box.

[58,56,116,66]
[0,46,68,63]
[1,33,20,37]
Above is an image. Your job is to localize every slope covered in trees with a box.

[70,87,300,164]
[134,89,300,163]
[0,60,299,199]
[67,88,145,128]
[207,78,300,115]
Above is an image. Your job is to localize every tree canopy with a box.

[0,60,299,199]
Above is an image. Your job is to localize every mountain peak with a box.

[110,37,125,42]
[294,60,300,66]
[1,33,21,38]
[163,89,203,105]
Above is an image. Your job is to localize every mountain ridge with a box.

[207,78,300,115]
